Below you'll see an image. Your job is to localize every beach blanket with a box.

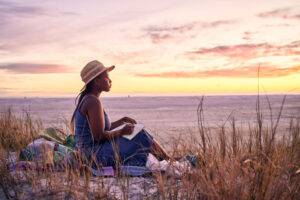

[8,161,153,177]
[15,127,193,177]
[19,127,74,165]
[15,127,154,177]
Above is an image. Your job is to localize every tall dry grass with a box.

[0,110,109,199]
[0,96,299,199]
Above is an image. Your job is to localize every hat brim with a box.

[107,65,115,72]
[80,65,115,92]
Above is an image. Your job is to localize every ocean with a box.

[0,95,299,143]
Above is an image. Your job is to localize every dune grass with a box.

[0,97,299,199]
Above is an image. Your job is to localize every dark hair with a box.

[70,72,107,134]
[70,80,95,134]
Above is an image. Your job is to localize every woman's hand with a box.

[120,124,134,135]
[120,117,137,124]
[110,116,137,130]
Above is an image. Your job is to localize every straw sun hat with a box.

[80,60,115,91]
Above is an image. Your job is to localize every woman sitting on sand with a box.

[70,60,171,167]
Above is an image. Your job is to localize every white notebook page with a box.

[111,123,144,140]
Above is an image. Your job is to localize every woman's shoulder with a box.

[80,95,102,112]
[84,94,100,103]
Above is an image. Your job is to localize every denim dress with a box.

[74,107,153,167]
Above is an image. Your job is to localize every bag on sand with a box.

[19,127,75,165]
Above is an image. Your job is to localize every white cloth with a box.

[146,153,191,177]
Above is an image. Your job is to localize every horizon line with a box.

[1,92,299,99]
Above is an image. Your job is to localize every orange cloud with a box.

[0,62,74,74]
[135,65,300,78]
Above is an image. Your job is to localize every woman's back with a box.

[74,95,110,153]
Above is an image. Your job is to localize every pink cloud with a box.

[186,41,300,59]
[0,62,74,74]
[257,7,300,20]
[148,33,173,44]
[105,51,151,65]
[135,65,300,78]
[242,31,256,41]
[144,20,235,44]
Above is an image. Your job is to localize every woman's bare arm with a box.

[83,97,133,141]
[110,119,124,130]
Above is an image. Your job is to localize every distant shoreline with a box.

[1,93,300,99]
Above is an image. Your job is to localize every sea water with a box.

[0,95,299,143]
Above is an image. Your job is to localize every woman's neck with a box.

[89,88,101,97]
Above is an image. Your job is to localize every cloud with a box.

[0,63,74,74]
[148,33,173,44]
[200,20,236,29]
[135,65,300,78]
[145,22,194,34]
[186,40,300,59]
[0,1,47,17]
[145,20,234,33]
[257,7,300,20]
[144,20,235,44]
[242,31,256,41]
[0,0,77,18]
[0,0,79,53]
[265,23,292,27]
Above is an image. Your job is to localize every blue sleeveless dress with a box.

[74,108,154,167]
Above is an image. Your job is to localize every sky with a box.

[0,0,299,97]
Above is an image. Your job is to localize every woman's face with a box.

[95,71,112,92]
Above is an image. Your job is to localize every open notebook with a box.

[111,123,144,140]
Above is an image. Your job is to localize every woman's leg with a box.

[151,139,172,160]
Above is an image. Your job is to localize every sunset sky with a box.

[0,0,299,97]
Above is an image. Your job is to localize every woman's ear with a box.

[93,78,100,85]
[94,78,102,90]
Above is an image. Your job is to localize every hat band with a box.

[83,71,100,84]
[82,67,102,81]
